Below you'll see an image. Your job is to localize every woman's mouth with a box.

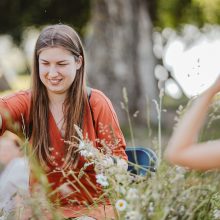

[49,78,62,85]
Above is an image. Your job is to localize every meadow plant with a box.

[74,130,220,220]
[2,85,220,219]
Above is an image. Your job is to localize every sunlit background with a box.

[1,0,220,142]
[162,25,220,98]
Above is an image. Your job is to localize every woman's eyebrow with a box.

[39,59,49,62]
[58,60,69,63]
[39,59,69,62]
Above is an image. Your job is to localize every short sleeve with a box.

[0,91,31,135]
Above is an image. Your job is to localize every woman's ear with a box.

[76,56,83,70]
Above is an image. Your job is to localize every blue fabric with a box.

[126,146,157,175]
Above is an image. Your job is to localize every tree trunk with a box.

[85,0,158,125]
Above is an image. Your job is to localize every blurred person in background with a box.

[165,76,220,170]
[0,132,29,219]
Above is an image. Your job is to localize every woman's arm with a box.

[0,91,30,136]
[165,76,220,170]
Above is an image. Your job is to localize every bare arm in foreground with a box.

[165,76,220,170]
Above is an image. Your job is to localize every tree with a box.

[85,0,220,126]
[86,0,158,125]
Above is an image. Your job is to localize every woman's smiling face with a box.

[38,47,82,96]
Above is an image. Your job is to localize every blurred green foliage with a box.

[1,0,220,44]
[155,0,220,29]
[0,0,91,43]
[163,94,189,110]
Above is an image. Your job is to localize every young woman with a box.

[165,76,220,171]
[0,24,127,219]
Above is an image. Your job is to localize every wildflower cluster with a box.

[61,124,220,220]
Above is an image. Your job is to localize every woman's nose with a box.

[48,66,58,77]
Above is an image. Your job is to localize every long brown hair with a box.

[30,24,86,168]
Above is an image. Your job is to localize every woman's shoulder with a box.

[89,88,112,109]
[90,88,110,102]
[89,88,118,118]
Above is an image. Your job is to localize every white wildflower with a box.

[125,211,142,220]
[115,199,127,211]
[102,157,114,168]
[213,209,220,219]
[106,166,118,175]
[80,150,94,158]
[84,162,94,168]
[96,174,109,187]
[79,141,95,159]
[126,188,139,201]
[79,141,86,150]
[116,158,128,170]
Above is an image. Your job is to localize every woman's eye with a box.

[41,62,49,66]
[58,63,67,66]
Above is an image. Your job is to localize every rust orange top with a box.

[0,88,127,218]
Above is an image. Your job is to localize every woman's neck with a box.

[49,94,66,136]
[48,92,67,106]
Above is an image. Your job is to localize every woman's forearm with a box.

[165,86,217,162]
